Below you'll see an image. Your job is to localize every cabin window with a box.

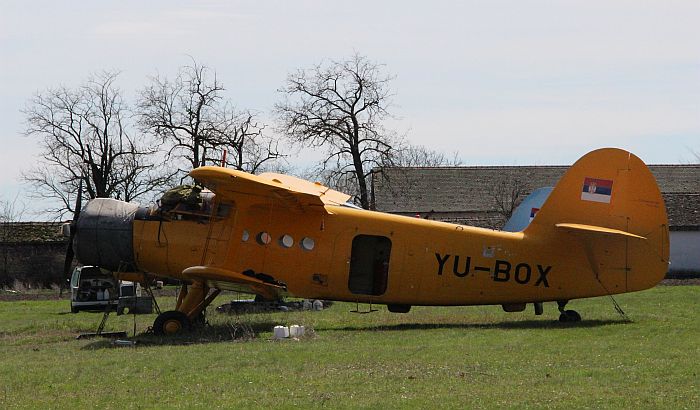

[257,232,272,245]
[279,234,294,248]
[348,235,391,296]
[300,237,315,251]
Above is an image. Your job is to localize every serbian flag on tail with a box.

[529,207,540,222]
[581,177,613,203]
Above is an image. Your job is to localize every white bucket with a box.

[273,325,289,339]
[289,325,305,337]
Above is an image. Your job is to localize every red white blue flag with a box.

[529,207,540,222]
[581,177,613,203]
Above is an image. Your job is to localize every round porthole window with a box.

[279,234,294,248]
[241,230,250,242]
[300,237,315,251]
[256,232,272,245]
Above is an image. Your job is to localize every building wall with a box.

[0,243,67,288]
[669,231,700,274]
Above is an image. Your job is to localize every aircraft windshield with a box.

[342,201,362,210]
[145,186,232,222]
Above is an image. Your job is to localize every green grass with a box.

[1,286,698,409]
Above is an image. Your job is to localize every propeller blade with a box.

[62,238,74,279]
[74,179,83,222]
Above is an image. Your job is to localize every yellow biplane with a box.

[70,148,669,334]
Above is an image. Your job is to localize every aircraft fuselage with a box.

[131,202,663,306]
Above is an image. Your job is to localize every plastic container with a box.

[273,325,290,339]
[302,300,312,310]
[289,325,305,337]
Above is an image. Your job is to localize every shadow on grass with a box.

[79,320,279,350]
[322,319,631,333]
[78,318,631,349]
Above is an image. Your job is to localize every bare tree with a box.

[0,195,26,223]
[210,111,284,174]
[393,143,462,167]
[1,195,27,288]
[22,71,172,218]
[138,60,282,176]
[491,175,530,224]
[276,54,399,209]
[369,143,463,209]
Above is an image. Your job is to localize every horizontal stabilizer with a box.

[555,223,646,240]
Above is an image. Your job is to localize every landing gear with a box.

[533,302,544,316]
[151,281,220,335]
[559,310,582,322]
[153,311,191,335]
[556,300,581,323]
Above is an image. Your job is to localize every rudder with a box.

[525,148,669,291]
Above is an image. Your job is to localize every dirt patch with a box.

[0,290,69,301]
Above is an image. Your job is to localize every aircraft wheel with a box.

[153,310,191,335]
[558,310,582,323]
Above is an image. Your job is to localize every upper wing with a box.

[189,166,351,211]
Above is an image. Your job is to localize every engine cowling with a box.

[74,198,139,271]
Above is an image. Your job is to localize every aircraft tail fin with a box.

[525,148,669,291]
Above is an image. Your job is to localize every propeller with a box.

[63,179,83,282]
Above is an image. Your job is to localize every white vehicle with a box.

[69,266,147,314]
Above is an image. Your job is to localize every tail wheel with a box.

[559,310,582,322]
[153,310,191,335]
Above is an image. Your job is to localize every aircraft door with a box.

[201,201,235,266]
[348,234,391,296]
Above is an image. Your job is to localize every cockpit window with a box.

[143,185,233,222]
[342,201,362,210]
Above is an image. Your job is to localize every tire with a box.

[153,311,192,335]
[565,310,582,322]
[559,310,582,323]
[70,305,79,314]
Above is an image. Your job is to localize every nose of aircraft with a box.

[74,198,140,271]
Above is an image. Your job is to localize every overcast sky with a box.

[1,0,699,217]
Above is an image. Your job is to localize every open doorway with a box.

[348,235,392,295]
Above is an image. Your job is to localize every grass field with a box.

[1,285,698,409]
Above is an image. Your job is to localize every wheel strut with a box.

[534,302,544,315]
[556,300,582,323]
[153,281,220,335]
